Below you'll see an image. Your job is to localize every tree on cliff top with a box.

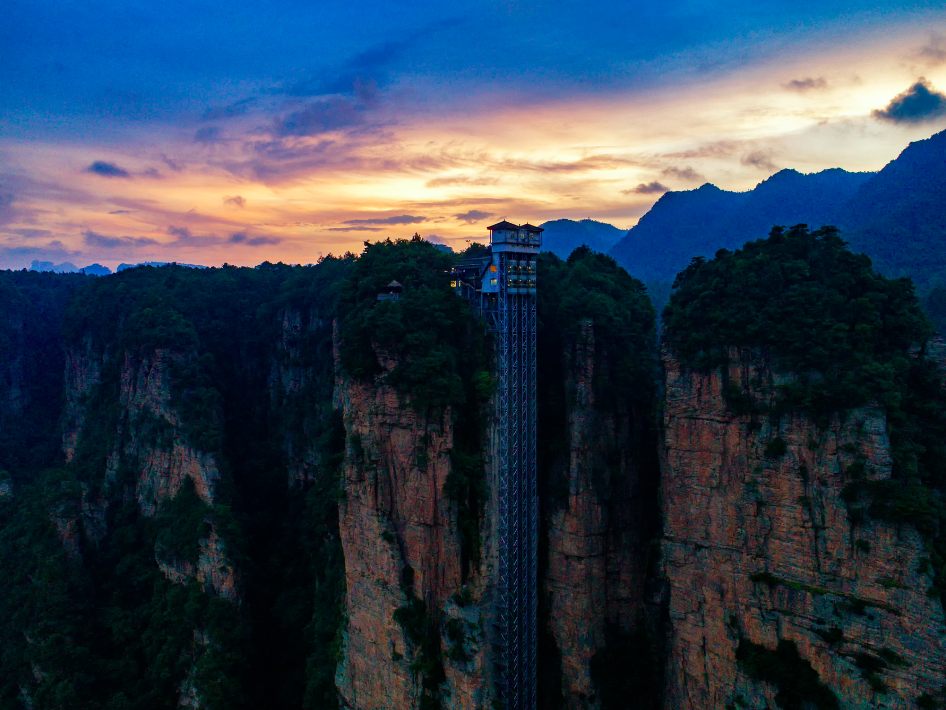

[663,224,932,412]
[336,235,488,412]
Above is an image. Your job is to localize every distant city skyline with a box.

[1,0,945,269]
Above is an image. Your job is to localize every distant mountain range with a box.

[604,128,946,291]
[30,260,112,276]
[537,218,627,258]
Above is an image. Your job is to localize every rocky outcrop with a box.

[660,346,946,709]
[157,529,238,601]
[65,343,220,508]
[64,343,231,589]
[545,320,652,709]
[333,354,494,710]
[49,500,82,561]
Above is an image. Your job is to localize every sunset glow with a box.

[2,3,945,269]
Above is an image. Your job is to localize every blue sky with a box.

[1,0,945,268]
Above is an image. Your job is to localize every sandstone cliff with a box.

[65,345,221,510]
[660,346,946,709]
[333,357,493,710]
[544,320,656,709]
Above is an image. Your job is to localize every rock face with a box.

[333,357,493,710]
[66,345,221,510]
[545,321,652,709]
[660,346,946,709]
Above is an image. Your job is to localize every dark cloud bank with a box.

[627,181,669,195]
[873,78,946,124]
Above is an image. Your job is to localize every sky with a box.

[1,0,946,270]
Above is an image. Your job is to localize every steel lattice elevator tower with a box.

[451,221,540,710]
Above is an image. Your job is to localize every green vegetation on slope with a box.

[0,261,351,710]
[736,638,839,710]
[0,270,92,477]
[337,235,489,411]
[538,247,659,508]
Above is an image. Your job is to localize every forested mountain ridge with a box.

[608,168,873,283]
[609,128,946,290]
[537,219,627,259]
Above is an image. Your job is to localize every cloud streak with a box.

[919,33,946,66]
[228,232,281,246]
[0,193,14,224]
[84,230,158,249]
[342,214,426,226]
[275,98,365,137]
[741,150,779,171]
[662,166,704,182]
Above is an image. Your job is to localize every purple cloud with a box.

[662,166,704,182]
[454,209,493,224]
[195,126,223,144]
[228,232,281,246]
[741,150,778,171]
[783,77,827,92]
[84,230,158,248]
[275,98,364,137]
